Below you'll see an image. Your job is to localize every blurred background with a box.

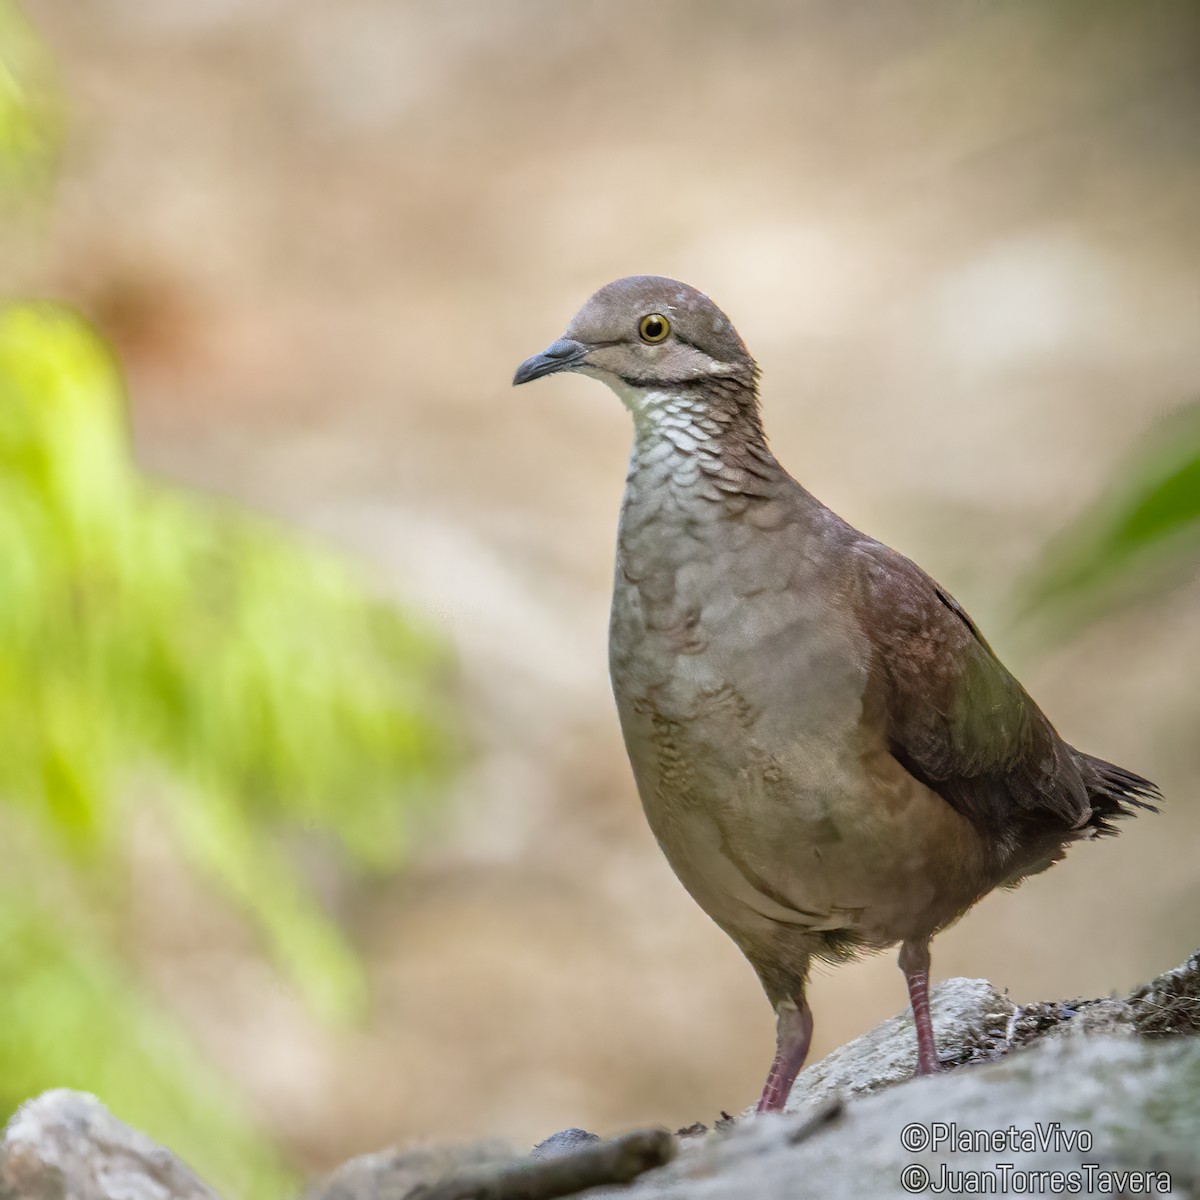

[2,1,1198,1196]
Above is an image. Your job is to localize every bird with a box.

[512,275,1159,1113]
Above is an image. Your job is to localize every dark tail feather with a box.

[1074,751,1161,836]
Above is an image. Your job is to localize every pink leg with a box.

[755,998,814,1113]
[899,939,940,1076]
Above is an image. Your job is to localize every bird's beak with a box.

[512,337,589,386]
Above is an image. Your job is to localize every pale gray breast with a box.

[607,448,884,929]
[609,458,868,747]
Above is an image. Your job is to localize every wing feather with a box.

[852,540,1092,841]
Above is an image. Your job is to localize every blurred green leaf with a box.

[0,300,458,1192]
[0,0,58,201]
[1020,402,1200,628]
[0,299,454,1004]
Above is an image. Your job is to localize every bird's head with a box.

[513,276,759,426]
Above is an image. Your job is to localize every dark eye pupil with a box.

[644,318,663,338]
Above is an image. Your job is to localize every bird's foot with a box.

[914,1057,943,1077]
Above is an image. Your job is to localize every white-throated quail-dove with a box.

[513,275,1158,1112]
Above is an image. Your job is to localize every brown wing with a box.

[852,539,1092,843]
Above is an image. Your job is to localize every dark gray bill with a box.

[512,337,589,386]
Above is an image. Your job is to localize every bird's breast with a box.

[608,477,989,947]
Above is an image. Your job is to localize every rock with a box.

[772,951,1200,1123]
[624,1035,1200,1200]
[776,976,1017,1113]
[309,1130,672,1200]
[530,1128,601,1161]
[5,950,1199,1200]
[308,1141,517,1200]
[0,1090,221,1200]
[1131,948,1200,1038]
[1043,995,1138,1040]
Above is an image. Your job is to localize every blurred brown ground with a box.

[11,0,1200,1175]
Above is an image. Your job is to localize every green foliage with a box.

[0,0,57,201]
[1020,403,1200,630]
[0,303,454,1191]
[0,8,456,1193]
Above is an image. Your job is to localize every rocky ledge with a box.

[4,951,1198,1200]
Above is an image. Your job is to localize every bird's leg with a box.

[755,997,813,1113]
[899,938,940,1075]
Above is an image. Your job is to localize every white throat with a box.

[596,379,732,497]
[605,380,721,449]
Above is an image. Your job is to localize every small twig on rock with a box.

[410,1128,676,1200]
[787,1099,845,1147]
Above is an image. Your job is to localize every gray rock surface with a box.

[530,1129,602,1162]
[5,952,1198,1200]
[310,1141,517,1200]
[1133,948,1200,1038]
[622,1035,1200,1199]
[778,976,1017,1111]
[310,1130,674,1200]
[0,1090,219,1200]
[775,951,1200,1117]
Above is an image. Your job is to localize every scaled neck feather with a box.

[609,377,767,459]
[608,378,786,518]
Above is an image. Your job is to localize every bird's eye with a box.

[638,313,671,344]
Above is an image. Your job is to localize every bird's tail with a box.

[1073,751,1161,836]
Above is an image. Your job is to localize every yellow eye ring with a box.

[638,313,671,343]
